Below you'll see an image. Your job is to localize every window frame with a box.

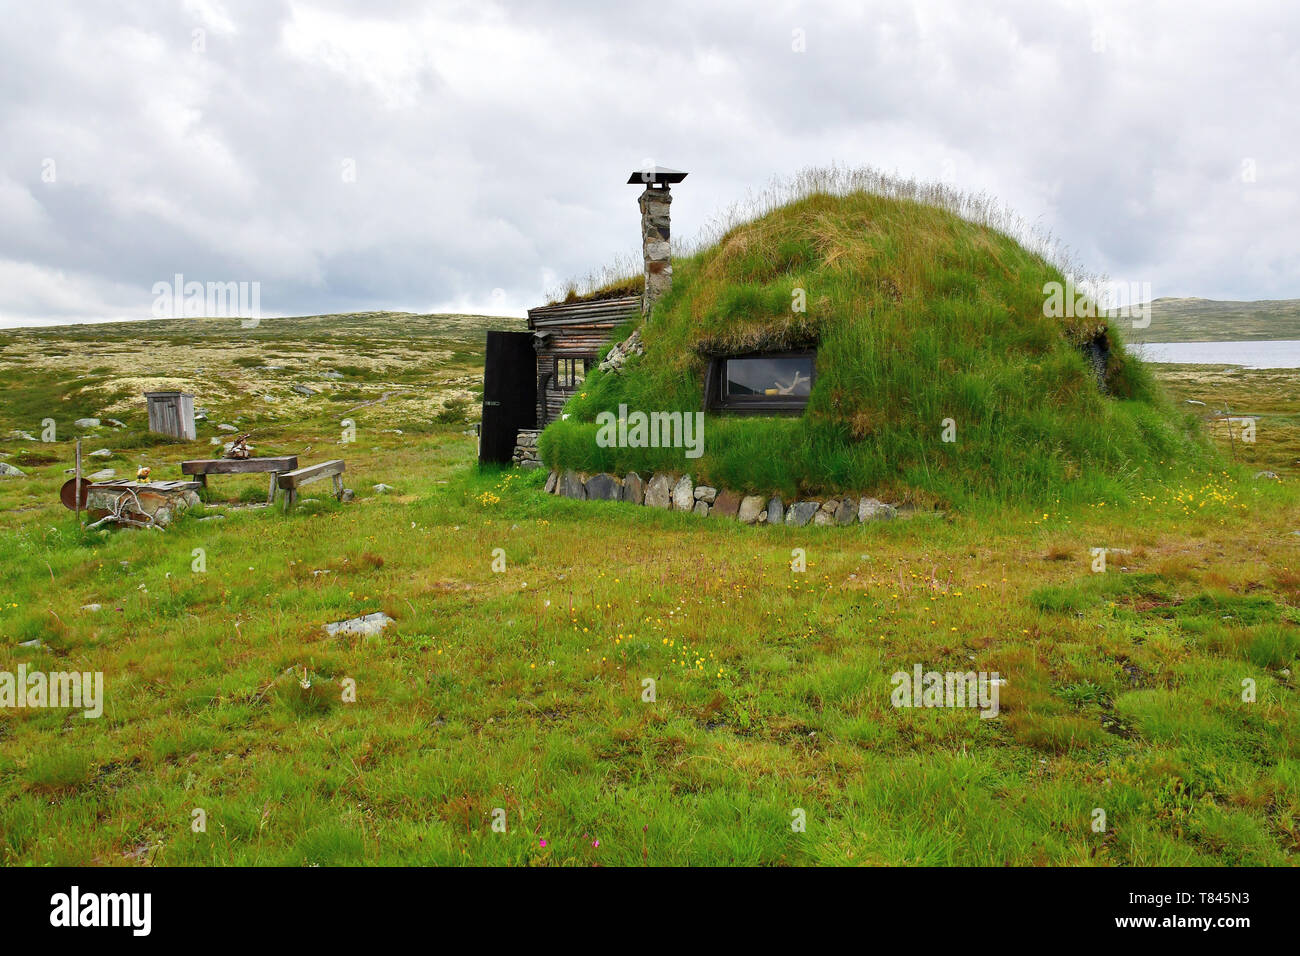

[553,356,591,390]
[703,348,817,414]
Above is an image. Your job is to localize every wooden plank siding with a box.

[526,296,640,426]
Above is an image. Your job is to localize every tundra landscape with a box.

[0,298,1296,866]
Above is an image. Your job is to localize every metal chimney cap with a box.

[628,166,688,185]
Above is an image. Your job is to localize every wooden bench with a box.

[277,459,346,511]
[181,456,299,505]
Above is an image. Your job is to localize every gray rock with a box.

[325,611,394,637]
[859,497,897,521]
[694,485,718,503]
[88,469,115,481]
[341,489,355,502]
[82,603,102,612]
[106,419,126,428]
[585,473,621,501]
[644,473,672,509]
[7,430,35,441]
[813,509,835,526]
[89,448,113,458]
[544,471,558,494]
[786,501,820,527]
[320,371,344,379]
[373,483,394,494]
[767,497,784,524]
[834,497,857,525]
[17,639,45,649]
[292,384,317,396]
[218,424,238,432]
[1254,471,1280,481]
[73,418,100,428]
[738,495,768,525]
[519,460,543,470]
[671,475,694,511]
[623,472,644,504]
[693,501,709,516]
[780,504,821,528]
[559,470,586,499]
[0,462,26,477]
[209,437,223,446]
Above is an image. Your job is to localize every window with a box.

[554,357,589,389]
[705,349,816,412]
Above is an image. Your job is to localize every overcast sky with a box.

[2,0,1297,327]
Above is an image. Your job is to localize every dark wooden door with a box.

[479,331,537,466]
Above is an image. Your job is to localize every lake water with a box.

[1132,340,1300,369]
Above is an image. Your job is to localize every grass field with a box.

[0,313,1297,866]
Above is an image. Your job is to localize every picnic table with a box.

[180,456,299,505]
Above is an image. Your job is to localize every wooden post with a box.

[267,473,277,505]
[74,439,82,522]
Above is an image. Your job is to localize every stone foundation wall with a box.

[512,429,542,469]
[543,468,902,526]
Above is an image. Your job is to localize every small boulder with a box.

[559,470,586,499]
[712,490,742,518]
[7,430,35,441]
[693,501,709,516]
[0,462,26,477]
[292,384,317,396]
[325,612,394,637]
[585,473,621,501]
[622,472,645,504]
[767,497,785,524]
[694,486,718,504]
[644,473,672,509]
[834,497,857,525]
[106,419,126,428]
[544,471,558,495]
[785,501,820,527]
[373,483,394,494]
[73,418,100,429]
[671,475,694,511]
[217,424,238,432]
[89,448,113,458]
[738,495,767,525]
[859,497,897,521]
[88,469,115,481]
[1254,471,1280,481]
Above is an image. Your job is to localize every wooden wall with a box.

[527,296,640,426]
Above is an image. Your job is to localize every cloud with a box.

[1,0,1298,327]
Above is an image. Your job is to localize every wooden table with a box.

[180,456,299,505]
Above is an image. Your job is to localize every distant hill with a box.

[1138,298,1300,343]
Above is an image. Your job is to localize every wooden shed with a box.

[144,390,197,441]
[526,295,640,426]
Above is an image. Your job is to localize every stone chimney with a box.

[628,166,687,317]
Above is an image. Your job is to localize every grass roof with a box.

[540,175,1214,506]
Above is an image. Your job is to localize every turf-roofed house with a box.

[483,166,1209,523]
